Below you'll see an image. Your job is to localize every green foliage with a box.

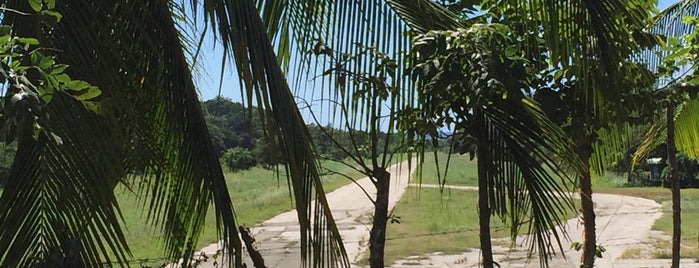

[652,16,699,160]
[201,97,397,166]
[202,97,259,155]
[220,147,257,171]
[0,10,101,181]
[407,24,528,132]
[0,25,100,146]
[657,16,699,83]
[404,21,585,266]
[1,1,247,267]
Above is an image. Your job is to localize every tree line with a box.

[204,96,444,171]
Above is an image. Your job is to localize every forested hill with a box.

[202,97,382,171]
[0,97,439,183]
[0,97,376,181]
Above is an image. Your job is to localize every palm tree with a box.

[243,0,655,267]
[481,2,657,267]
[407,23,586,268]
[0,1,346,267]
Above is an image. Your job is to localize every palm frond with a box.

[241,1,424,165]
[500,0,657,118]
[638,0,699,79]
[676,97,699,158]
[0,93,130,267]
[635,0,699,161]
[385,0,465,33]
[631,120,667,172]
[484,98,581,267]
[590,123,636,176]
[199,0,350,266]
[3,1,242,266]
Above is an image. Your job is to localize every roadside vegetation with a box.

[116,159,363,263]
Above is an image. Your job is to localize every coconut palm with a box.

[0,1,347,267]
[222,0,655,267]
[476,2,656,267]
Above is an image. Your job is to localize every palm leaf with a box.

[637,1,699,161]
[0,93,130,267]
[198,0,350,266]
[484,98,581,266]
[385,0,466,33]
[675,97,699,158]
[639,0,699,79]
[505,0,656,119]
[3,1,241,266]
[631,119,667,172]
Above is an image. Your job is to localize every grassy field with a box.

[383,188,509,264]
[381,153,579,264]
[414,151,587,187]
[7,151,698,264]
[414,152,478,186]
[117,159,363,264]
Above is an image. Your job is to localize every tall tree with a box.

[633,3,699,266]
[407,23,584,268]
[479,1,657,266]
[304,44,411,267]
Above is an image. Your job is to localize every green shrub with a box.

[220,147,256,171]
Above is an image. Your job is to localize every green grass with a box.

[382,186,576,265]
[383,188,506,265]
[117,160,363,264]
[591,171,632,189]
[379,154,590,264]
[415,151,585,188]
[415,152,478,186]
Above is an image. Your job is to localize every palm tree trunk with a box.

[369,168,390,268]
[667,102,681,268]
[476,110,494,268]
[577,138,596,268]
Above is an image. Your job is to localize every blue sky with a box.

[193,0,682,102]
[659,0,678,10]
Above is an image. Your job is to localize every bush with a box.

[220,147,257,171]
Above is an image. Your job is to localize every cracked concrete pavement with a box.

[190,161,415,268]
[188,164,697,268]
